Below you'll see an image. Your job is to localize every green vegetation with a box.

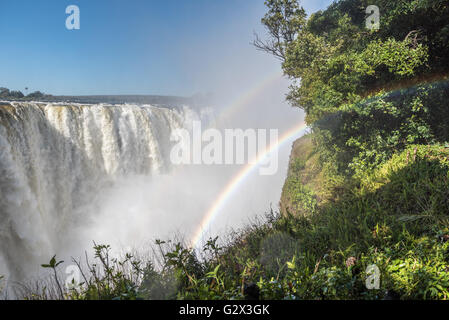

[8,0,449,300]
[267,0,449,299]
[17,144,449,299]
[0,87,25,99]
[18,143,449,300]
[0,87,52,101]
[0,86,203,105]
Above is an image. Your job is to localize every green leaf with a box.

[49,255,56,267]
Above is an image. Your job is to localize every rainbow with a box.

[187,70,305,248]
[189,74,449,248]
[213,72,283,127]
[190,121,308,248]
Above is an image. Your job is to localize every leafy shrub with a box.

[314,80,449,175]
[283,176,318,215]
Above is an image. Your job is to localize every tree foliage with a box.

[256,0,449,174]
[0,87,51,101]
[253,0,307,60]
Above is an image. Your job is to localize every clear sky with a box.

[0,0,333,96]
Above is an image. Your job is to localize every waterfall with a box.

[0,102,200,280]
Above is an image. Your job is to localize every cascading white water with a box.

[0,102,200,280]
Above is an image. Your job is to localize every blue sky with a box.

[0,0,333,96]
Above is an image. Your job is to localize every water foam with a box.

[0,102,198,280]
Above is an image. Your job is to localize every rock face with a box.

[279,135,329,217]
